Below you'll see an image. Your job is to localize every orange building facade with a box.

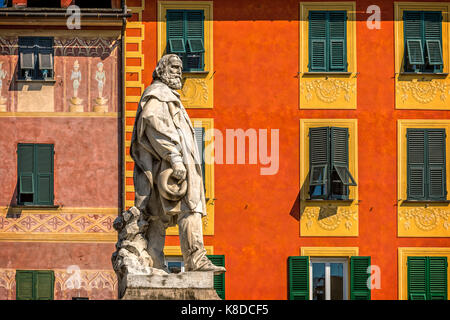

[0,0,449,300]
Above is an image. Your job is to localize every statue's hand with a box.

[172,162,187,181]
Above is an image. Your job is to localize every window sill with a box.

[397,72,448,76]
[401,200,450,204]
[16,79,56,84]
[302,72,353,76]
[11,205,60,209]
[305,199,355,202]
[183,71,210,75]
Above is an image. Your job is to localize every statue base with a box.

[0,104,6,112]
[119,272,221,300]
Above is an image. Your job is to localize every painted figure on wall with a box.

[69,60,83,112]
[95,62,106,99]
[0,61,7,111]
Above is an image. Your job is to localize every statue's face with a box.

[161,57,183,90]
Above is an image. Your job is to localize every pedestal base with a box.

[119,272,221,300]
[93,105,108,112]
[0,104,6,112]
[69,104,84,112]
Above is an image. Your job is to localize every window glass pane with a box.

[167,262,183,274]
[312,263,326,300]
[330,263,344,300]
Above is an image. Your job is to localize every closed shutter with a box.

[407,129,426,200]
[15,270,34,300]
[194,127,205,190]
[424,12,443,69]
[288,256,309,300]
[35,271,54,300]
[35,144,54,205]
[427,129,446,200]
[350,256,371,300]
[17,144,35,205]
[309,127,329,199]
[408,256,428,300]
[207,255,225,300]
[428,257,447,300]
[328,11,347,71]
[309,11,327,71]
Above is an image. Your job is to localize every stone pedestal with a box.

[93,97,108,112]
[120,272,221,300]
[69,97,83,112]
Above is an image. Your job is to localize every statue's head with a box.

[153,54,183,90]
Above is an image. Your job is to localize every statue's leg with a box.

[146,218,168,271]
[177,211,209,271]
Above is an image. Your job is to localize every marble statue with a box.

[112,54,225,298]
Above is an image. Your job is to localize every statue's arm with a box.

[142,98,183,166]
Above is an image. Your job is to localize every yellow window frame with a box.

[299,119,358,237]
[394,2,450,110]
[157,1,213,109]
[299,2,357,109]
[397,119,450,237]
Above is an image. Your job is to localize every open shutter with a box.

[17,144,35,204]
[288,256,309,300]
[424,12,443,70]
[35,271,54,300]
[427,129,446,200]
[407,129,426,200]
[328,11,347,71]
[35,144,54,205]
[15,270,34,300]
[309,127,329,199]
[185,10,204,71]
[350,256,371,300]
[408,256,428,300]
[309,11,327,71]
[207,255,225,300]
[194,127,206,190]
[404,11,425,71]
[428,257,447,300]
[167,10,186,55]
[330,127,355,200]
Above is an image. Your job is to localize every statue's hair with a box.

[152,54,182,81]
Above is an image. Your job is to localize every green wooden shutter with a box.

[407,129,426,200]
[309,11,327,72]
[309,127,330,199]
[167,10,186,55]
[404,11,425,71]
[288,256,309,300]
[15,270,34,300]
[328,11,347,71]
[185,10,204,71]
[194,127,205,190]
[35,144,54,205]
[428,257,447,300]
[330,127,355,200]
[207,255,225,300]
[427,129,446,200]
[17,144,35,205]
[424,12,443,70]
[35,271,54,300]
[350,256,371,300]
[407,256,428,300]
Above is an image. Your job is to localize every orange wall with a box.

[138,0,450,299]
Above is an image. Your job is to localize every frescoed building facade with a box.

[1,0,450,300]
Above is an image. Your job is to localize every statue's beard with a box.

[161,72,182,90]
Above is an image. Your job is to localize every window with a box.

[404,11,443,73]
[75,0,112,8]
[18,37,54,81]
[407,128,447,200]
[308,11,347,72]
[207,255,225,300]
[17,143,54,206]
[407,256,447,300]
[166,10,205,72]
[288,256,370,300]
[309,127,356,200]
[166,257,185,274]
[16,270,54,300]
[27,0,60,7]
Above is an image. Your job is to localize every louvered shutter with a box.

[404,11,425,71]
[408,256,428,300]
[350,256,371,300]
[329,11,347,71]
[167,10,186,54]
[309,11,327,71]
[194,127,205,189]
[15,270,34,300]
[17,144,35,204]
[185,10,204,71]
[35,271,54,300]
[330,127,355,199]
[407,129,426,200]
[288,256,309,300]
[35,144,54,205]
[207,255,225,300]
[428,257,447,300]
[309,127,329,199]
[427,129,446,200]
[424,12,443,69]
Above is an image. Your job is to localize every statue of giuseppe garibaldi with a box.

[112,54,225,281]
